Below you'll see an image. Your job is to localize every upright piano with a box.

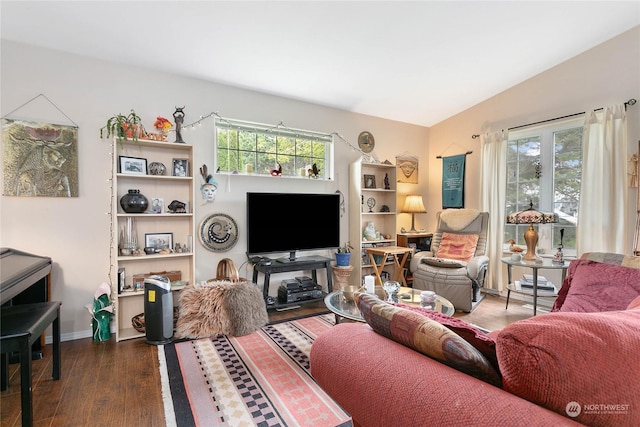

[1,248,52,356]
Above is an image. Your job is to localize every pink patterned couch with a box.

[310,252,640,426]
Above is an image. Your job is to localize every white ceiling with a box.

[2,1,639,127]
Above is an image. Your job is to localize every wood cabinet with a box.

[349,159,397,285]
[396,232,432,286]
[111,138,195,341]
[397,232,433,252]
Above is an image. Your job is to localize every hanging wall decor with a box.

[198,212,239,252]
[441,154,466,208]
[2,119,79,197]
[396,154,418,184]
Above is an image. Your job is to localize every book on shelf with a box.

[522,274,548,284]
[520,274,555,291]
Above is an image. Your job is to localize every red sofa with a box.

[310,252,640,426]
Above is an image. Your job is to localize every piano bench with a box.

[1,301,62,427]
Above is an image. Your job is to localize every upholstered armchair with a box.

[409,210,489,312]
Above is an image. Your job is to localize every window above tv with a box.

[215,118,333,180]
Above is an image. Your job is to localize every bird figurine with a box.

[270,163,282,176]
[308,163,320,179]
[507,239,524,253]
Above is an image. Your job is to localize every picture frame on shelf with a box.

[172,158,189,177]
[364,174,376,188]
[150,197,164,214]
[145,232,173,250]
[119,156,147,175]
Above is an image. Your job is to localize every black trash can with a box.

[143,275,173,345]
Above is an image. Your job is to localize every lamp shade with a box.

[402,195,426,233]
[507,201,557,262]
[402,195,427,214]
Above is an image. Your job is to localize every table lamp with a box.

[402,194,427,233]
[506,201,557,263]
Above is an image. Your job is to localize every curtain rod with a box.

[471,98,637,138]
[436,150,472,159]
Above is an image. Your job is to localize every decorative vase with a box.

[120,189,148,213]
[335,252,351,267]
[148,162,167,176]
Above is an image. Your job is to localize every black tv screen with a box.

[246,192,340,261]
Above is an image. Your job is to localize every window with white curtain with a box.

[505,117,583,255]
[215,118,333,180]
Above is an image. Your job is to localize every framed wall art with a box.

[172,158,189,177]
[150,197,164,214]
[363,174,376,189]
[2,119,79,197]
[145,232,173,250]
[119,156,147,175]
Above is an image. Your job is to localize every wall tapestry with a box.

[442,154,466,208]
[396,154,418,184]
[2,119,78,197]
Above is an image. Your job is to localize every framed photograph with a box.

[150,197,164,214]
[363,174,376,189]
[119,156,147,175]
[145,232,173,250]
[172,158,189,177]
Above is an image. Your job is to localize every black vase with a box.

[120,189,148,213]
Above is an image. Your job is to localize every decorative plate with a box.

[358,131,375,153]
[198,213,239,252]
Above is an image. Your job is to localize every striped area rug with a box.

[159,313,352,427]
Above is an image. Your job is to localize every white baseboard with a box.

[44,326,116,344]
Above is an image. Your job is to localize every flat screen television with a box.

[246,192,340,262]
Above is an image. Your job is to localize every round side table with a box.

[332,265,354,291]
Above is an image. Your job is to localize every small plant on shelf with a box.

[337,242,353,253]
[335,242,353,267]
[100,109,143,142]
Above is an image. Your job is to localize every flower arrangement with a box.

[154,116,172,132]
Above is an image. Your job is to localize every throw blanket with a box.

[440,208,480,231]
[160,313,352,427]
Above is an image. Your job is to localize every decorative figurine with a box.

[553,228,565,264]
[308,163,320,179]
[173,106,186,143]
[384,173,390,189]
[270,163,282,176]
[167,200,187,213]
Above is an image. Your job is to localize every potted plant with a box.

[100,109,143,142]
[335,242,353,267]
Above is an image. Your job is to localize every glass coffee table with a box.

[324,287,455,323]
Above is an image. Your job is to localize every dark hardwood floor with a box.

[1,294,535,426]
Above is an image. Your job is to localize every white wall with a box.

[427,26,640,289]
[428,26,639,236]
[0,40,429,340]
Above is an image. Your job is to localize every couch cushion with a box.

[435,232,479,262]
[497,308,640,426]
[628,295,640,310]
[393,303,498,371]
[355,292,501,386]
[552,259,640,313]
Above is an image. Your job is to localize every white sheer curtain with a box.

[480,131,507,292]
[577,104,628,254]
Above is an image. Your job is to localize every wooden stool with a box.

[1,301,62,427]
[332,265,354,291]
